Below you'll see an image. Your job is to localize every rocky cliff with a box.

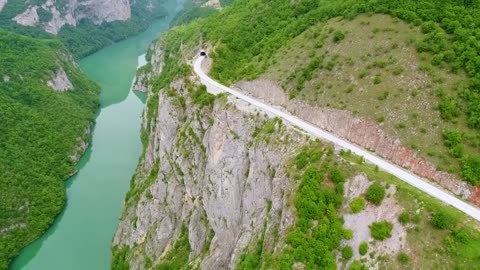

[9,0,131,34]
[113,48,309,268]
[2,0,170,35]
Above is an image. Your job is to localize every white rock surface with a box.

[340,175,407,269]
[13,6,39,27]
[10,0,131,34]
[0,0,7,12]
[113,71,307,269]
[202,0,221,9]
[47,67,73,92]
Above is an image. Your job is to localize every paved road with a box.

[194,56,480,222]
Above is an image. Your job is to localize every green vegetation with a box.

[0,0,169,58]
[111,246,131,270]
[369,220,393,240]
[237,228,266,270]
[333,31,345,42]
[359,241,368,256]
[172,0,217,26]
[443,129,464,158]
[398,211,410,224]
[155,225,191,269]
[342,246,353,260]
[0,29,99,268]
[266,144,345,269]
[349,260,368,270]
[192,85,216,107]
[431,210,456,229]
[461,155,480,185]
[293,147,322,169]
[343,229,353,240]
[366,182,385,205]
[398,252,409,265]
[349,196,366,213]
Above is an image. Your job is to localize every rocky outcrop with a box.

[340,175,407,269]
[0,0,6,12]
[40,0,77,34]
[233,79,474,201]
[78,0,131,24]
[47,67,73,92]
[202,0,221,9]
[113,71,308,269]
[69,126,91,163]
[132,42,164,93]
[9,0,131,34]
[13,6,39,27]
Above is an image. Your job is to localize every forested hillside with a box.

[0,0,173,58]
[0,30,99,268]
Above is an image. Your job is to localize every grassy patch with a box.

[155,224,191,269]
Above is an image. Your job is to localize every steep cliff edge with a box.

[11,0,131,34]
[113,22,480,268]
[0,0,178,57]
[114,79,306,269]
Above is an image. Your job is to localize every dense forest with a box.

[0,30,99,268]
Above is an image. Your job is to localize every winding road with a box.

[193,56,480,222]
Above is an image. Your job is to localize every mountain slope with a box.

[0,0,176,58]
[168,0,480,200]
[0,29,99,269]
[111,1,480,268]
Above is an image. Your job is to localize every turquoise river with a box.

[11,1,184,269]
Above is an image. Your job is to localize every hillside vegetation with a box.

[0,0,170,58]
[0,30,99,268]
[158,0,480,186]
[263,14,472,180]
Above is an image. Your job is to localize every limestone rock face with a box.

[0,0,7,12]
[113,42,307,268]
[113,79,306,269]
[13,6,39,27]
[8,0,131,34]
[47,67,73,92]
[132,42,164,93]
[202,0,221,9]
[77,0,131,24]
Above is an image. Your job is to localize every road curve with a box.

[193,56,480,222]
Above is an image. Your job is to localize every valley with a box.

[2,0,480,269]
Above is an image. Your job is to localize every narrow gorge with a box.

[3,0,480,269]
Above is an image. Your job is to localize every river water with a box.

[11,2,183,269]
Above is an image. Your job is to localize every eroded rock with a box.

[13,5,39,27]
[0,0,7,12]
[113,76,307,269]
[47,67,73,92]
[10,0,131,34]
